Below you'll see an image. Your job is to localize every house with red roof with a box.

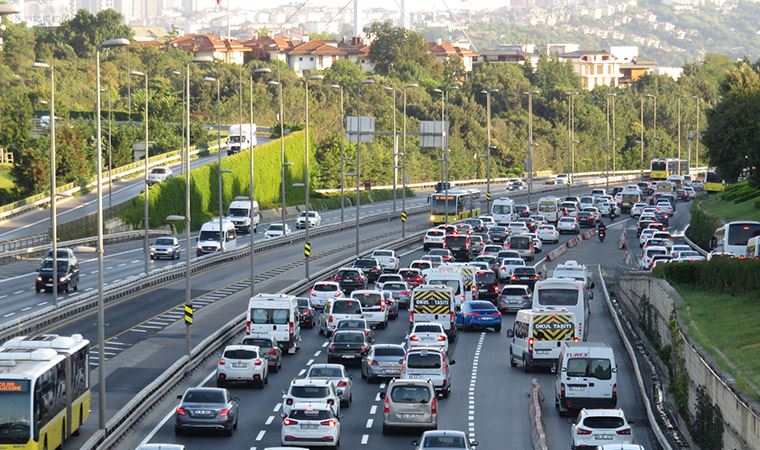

[167,34,250,65]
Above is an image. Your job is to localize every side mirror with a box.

[280,412,287,418]
[232,396,240,402]
[612,366,618,373]
[281,389,287,396]
[411,441,419,447]
[379,392,386,399]
[471,441,479,448]
[338,413,344,420]
[506,329,514,338]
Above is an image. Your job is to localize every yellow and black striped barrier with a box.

[184,304,193,325]
[401,211,407,222]
[413,290,451,314]
[486,191,491,202]
[533,313,574,340]
[304,242,311,258]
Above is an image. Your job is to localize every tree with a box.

[365,22,436,76]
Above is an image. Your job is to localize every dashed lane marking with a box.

[255,431,265,441]
[3,313,14,317]
[369,405,377,415]
[365,419,373,429]
[361,435,369,444]
[273,403,281,412]
[13,290,23,295]
[265,415,275,425]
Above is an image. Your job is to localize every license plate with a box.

[383,369,399,374]
[401,413,420,419]
[301,424,318,430]
[195,410,210,415]
[569,386,586,391]
[342,354,356,359]
[595,435,613,440]
[232,362,247,368]
[481,317,493,320]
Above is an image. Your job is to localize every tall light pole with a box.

[331,84,346,223]
[694,95,701,169]
[565,92,578,196]
[204,75,224,253]
[95,37,130,430]
[524,89,538,205]
[130,70,150,275]
[267,76,288,230]
[251,67,271,296]
[401,83,417,238]
[605,93,611,191]
[383,85,398,212]
[639,96,645,174]
[481,89,498,211]
[646,93,657,160]
[354,79,375,256]
[677,95,682,173]
[32,62,58,305]
[434,85,459,224]
[172,70,184,176]
[611,93,617,175]
[301,74,323,279]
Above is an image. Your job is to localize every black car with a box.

[576,211,596,228]
[636,220,654,236]
[296,297,316,328]
[611,187,624,196]
[333,268,367,293]
[327,330,370,365]
[434,181,452,192]
[475,269,499,302]
[175,387,239,436]
[509,266,539,290]
[35,257,80,293]
[515,205,531,218]
[488,226,508,244]
[638,182,653,196]
[352,258,383,283]
[444,235,471,261]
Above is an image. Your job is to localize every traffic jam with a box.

[147,179,694,450]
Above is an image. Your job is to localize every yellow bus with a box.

[0,334,90,450]
[704,171,725,193]
[429,188,481,224]
[650,158,688,180]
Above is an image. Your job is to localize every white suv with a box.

[423,229,446,251]
[371,249,399,272]
[283,379,341,416]
[296,211,322,229]
[147,166,173,185]
[570,408,633,450]
[216,345,268,388]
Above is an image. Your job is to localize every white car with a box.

[554,174,570,185]
[557,217,580,234]
[692,180,704,191]
[683,186,696,198]
[506,222,530,235]
[281,403,341,448]
[216,344,268,388]
[639,246,669,270]
[638,228,657,247]
[305,363,353,407]
[147,166,173,185]
[537,225,560,243]
[309,281,344,309]
[571,409,633,450]
[673,251,705,262]
[265,223,292,238]
[498,257,526,280]
[283,379,341,416]
[296,211,322,229]
[478,216,497,229]
[371,249,399,272]
[670,244,692,256]
[655,201,674,215]
[598,201,620,217]
[423,229,446,251]
[630,202,647,218]
[407,322,449,353]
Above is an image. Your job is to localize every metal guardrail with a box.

[681,224,709,257]
[0,233,49,253]
[80,226,427,449]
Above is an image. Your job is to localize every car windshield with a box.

[154,238,175,246]
[40,260,68,272]
[290,386,330,398]
[407,353,442,369]
[315,283,339,292]
[228,208,248,217]
[308,367,343,378]
[199,230,220,241]
[184,390,225,403]
[492,204,512,214]
[374,346,405,357]
[268,224,284,231]
[583,416,625,429]
[566,358,612,380]
[250,308,289,325]
[0,380,31,443]
[390,385,432,403]
[537,288,578,306]
[337,320,364,329]
[290,409,332,420]
[150,168,166,174]
[223,349,258,359]
[414,324,442,333]
[332,301,361,314]
[423,436,466,448]
[513,268,536,276]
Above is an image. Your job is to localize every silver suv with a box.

[381,379,437,434]
[401,347,455,398]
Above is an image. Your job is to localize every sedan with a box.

[427,248,453,263]
[147,166,173,185]
[281,404,341,448]
[509,266,539,290]
[372,249,400,272]
[557,217,580,234]
[488,226,509,244]
[630,202,648,218]
[175,387,239,436]
[296,297,316,328]
[413,430,479,450]
[407,322,449,353]
[335,318,375,343]
[361,344,406,382]
[480,245,503,257]
[514,204,531,217]
[150,236,181,260]
[382,281,412,309]
[655,201,674,216]
[264,223,291,238]
[399,268,424,288]
[455,301,501,332]
[306,363,353,407]
[327,330,370,365]
[576,212,596,228]
[332,268,366,294]
[537,225,560,243]
[352,258,382,283]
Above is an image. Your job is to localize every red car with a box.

[296,297,315,328]
[399,268,424,288]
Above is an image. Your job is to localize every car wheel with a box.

[271,363,279,373]
[341,398,349,408]
[509,349,517,368]
[224,426,234,436]
[216,379,225,388]
[443,387,451,398]
[233,417,239,430]
[495,325,502,333]
[174,427,183,436]
[73,280,79,291]
[361,365,367,379]
[523,354,531,373]
[382,423,392,435]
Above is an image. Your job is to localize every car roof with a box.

[580,408,626,418]
[309,363,345,371]
[224,344,259,351]
[290,402,333,411]
[422,429,468,438]
[503,284,530,290]
[290,378,332,387]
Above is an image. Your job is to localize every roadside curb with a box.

[529,378,549,450]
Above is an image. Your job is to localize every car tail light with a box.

[522,295,530,300]
[355,276,364,281]
[531,275,539,280]
[219,408,229,416]
[283,418,298,426]
[329,344,337,351]
[177,407,187,415]
[442,364,448,374]
[321,419,337,427]
[269,348,278,355]
[431,397,438,415]
[410,312,415,321]
[337,380,348,387]
[437,335,446,341]
[360,345,369,352]
[384,396,390,413]
[335,290,342,296]
[401,290,410,295]
[246,321,251,333]
[616,427,631,436]
[409,335,419,341]
[501,267,507,272]
[573,336,581,343]
[576,427,593,435]
[254,359,263,366]
[327,399,334,406]
[286,398,293,405]
[218,358,226,366]
[370,360,379,366]
[612,383,617,400]
[450,311,455,323]
[328,315,334,323]
[491,311,500,317]
[492,285,499,292]
[310,290,316,297]
[332,275,341,281]
[466,312,480,317]
[380,300,386,312]
[528,337,534,353]
[510,275,519,281]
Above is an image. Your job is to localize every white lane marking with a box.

[138,368,216,447]
[273,403,282,412]
[21,307,31,312]
[322,342,329,348]
[131,260,140,264]
[118,263,127,267]
[379,382,386,389]
[306,359,314,366]
[255,430,266,441]
[0,295,7,300]
[130,328,147,333]
[365,419,373,428]
[106,266,113,270]
[265,415,275,425]
[3,313,14,317]
[361,434,369,444]
[85,287,94,291]
[313,350,321,357]
[138,325,162,330]
[13,290,23,295]
[37,302,48,306]
[298,369,306,376]
[113,279,122,283]
[369,405,377,415]
[374,393,381,402]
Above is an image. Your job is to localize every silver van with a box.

[380,379,437,434]
[401,347,455,398]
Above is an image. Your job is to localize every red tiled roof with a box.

[288,40,347,56]
[428,42,478,58]
[244,36,301,52]
[168,34,249,53]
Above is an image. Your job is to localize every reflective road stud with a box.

[184,305,193,325]
[304,242,311,258]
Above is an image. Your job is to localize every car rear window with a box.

[184,390,225,403]
[513,267,536,276]
[399,270,420,278]
[242,338,272,348]
[583,416,625,429]
[566,358,612,380]
[374,251,393,256]
[468,302,495,310]
[337,320,364,329]
[297,299,310,308]
[223,349,258,359]
[353,292,382,306]
[509,236,531,249]
[374,346,405,357]
[332,300,362,314]
[155,238,175,246]
[378,275,402,283]
[290,386,330,398]
[336,270,359,278]
[383,282,406,291]
[502,287,528,296]
[476,271,496,284]
[407,353,442,369]
[333,332,364,343]
[290,409,332,420]
[424,436,466,447]
[427,230,444,237]
[308,367,343,378]
[354,259,377,268]
[390,385,432,403]
[413,324,443,333]
[315,283,339,292]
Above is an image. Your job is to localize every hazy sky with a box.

[227,0,508,12]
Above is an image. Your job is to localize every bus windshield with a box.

[0,380,31,444]
[537,288,579,306]
[727,223,760,246]
[431,196,458,214]
[706,172,722,183]
[651,160,666,171]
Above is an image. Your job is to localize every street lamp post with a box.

[434,85,459,224]
[130,70,150,275]
[677,96,682,173]
[481,89,498,211]
[565,92,578,196]
[354,79,375,256]
[32,62,58,305]
[267,77,287,230]
[171,70,184,175]
[646,94,657,160]
[639,97,645,174]
[204,75,224,253]
[250,67,271,296]
[401,83,418,238]
[611,93,617,175]
[95,37,130,430]
[330,84,346,224]
[383,85,398,212]
[694,96,701,169]
[524,89,538,205]
[301,74,323,279]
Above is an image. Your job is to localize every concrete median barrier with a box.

[529,378,549,450]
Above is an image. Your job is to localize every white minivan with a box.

[508,308,577,372]
[532,278,589,340]
[555,342,618,415]
[226,196,260,234]
[247,294,301,354]
[491,197,515,225]
[537,197,561,223]
[196,218,238,256]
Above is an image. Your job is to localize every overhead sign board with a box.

[346,116,375,143]
[419,121,448,148]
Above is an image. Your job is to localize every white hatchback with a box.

[372,249,399,272]
[570,408,633,450]
[423,229,446,251]
[281,403,341,448]
[537,225,560,243]
[557,217,580,234]
[310,281,344,309]
[407,322,449,353]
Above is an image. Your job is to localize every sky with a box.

[227,0,509,12]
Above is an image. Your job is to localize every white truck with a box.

[227,123,257,155]
[226,196,260,234]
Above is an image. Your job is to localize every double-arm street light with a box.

[401,83,418,238]
[266,75,288,230]
[203,75,225,253]
[352,79,375,256]
[299,74,324,279]
[693,95,701,169]
[481,88,499,212]
[330,84,346,223]
[130,70,150,275]
[382,85,398,212]
[250,67,272,296]
[524,89,539,205]
[95,36,130,430]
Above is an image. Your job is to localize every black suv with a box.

[444,235,471,261]
[333,268,367,293]
[352,258,382,283]
[35,257,80,293]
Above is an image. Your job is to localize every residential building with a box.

[619,57,655,85]
[338,36,373,72]
[546,43,580,57]
[132,25,170,42]
[474,44,540,67]
[428,40,479,72]
[244,35,301,64]
[286,40,347,75]
[558,50,621,90]
[168,33,249,65]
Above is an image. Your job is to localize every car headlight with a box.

[36,276,43,282]
[59,276,67,282]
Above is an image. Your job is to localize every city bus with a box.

[650,158,689,180]
[704,171,725,193]
[712,221,760,256]
[429,188,481,224]
[0,334,90,449]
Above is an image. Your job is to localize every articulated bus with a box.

[704,171,726,193]
[712,221,760,256]
[650,158,689,180]
[0,334,90,450]
[429,188,481,224]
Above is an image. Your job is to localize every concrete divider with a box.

[529,378,549,450]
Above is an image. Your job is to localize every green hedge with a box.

[685,202,721,250]
[654,258,760,296]
[310,188,415,211]
[121,131,314,232]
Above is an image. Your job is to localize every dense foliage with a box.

[654,257,760,296]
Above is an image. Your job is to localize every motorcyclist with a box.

[597,221,607,241]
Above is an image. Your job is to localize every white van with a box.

[247,294,301,354]
[508,308,578,372]
[532,278,589,340]
[196,218,237,256]
[747,235,760,259]
[410,284,456,340]
[491,197,515,225]
[227,123,256,155]
[226,197,260,234]
[425,268,471,306]
[552,260,594,299]
[537,197,561,223]
[555,342,618,414]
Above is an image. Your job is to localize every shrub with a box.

[655,258,760,296]
[685,202,721,250]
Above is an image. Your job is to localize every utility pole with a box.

[525,89,538,205]
[677,96,682,174]
[694,96,700,169]
[401,83,418,238]
[611,93,616,175]
[639,97,644,174]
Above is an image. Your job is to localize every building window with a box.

[299,57,303,61]
[310,57,314,61]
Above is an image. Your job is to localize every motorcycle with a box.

[598,229,607,242]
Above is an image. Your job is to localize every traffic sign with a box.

[184,304,193,325]
[401,211,407,222]
[304,242,311,257]
[486,191,491,202]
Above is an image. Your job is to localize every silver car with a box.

[381,379,437,434]
[401,347,455,398]
[362,344,406,382]
[150,237,181,260]
[305,363,353,408]
[497,285,532,313]
[241,334,283,373]
[413,430,479,449]
[381,281,412,309]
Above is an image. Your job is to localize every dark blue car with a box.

[455,301,502,332]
